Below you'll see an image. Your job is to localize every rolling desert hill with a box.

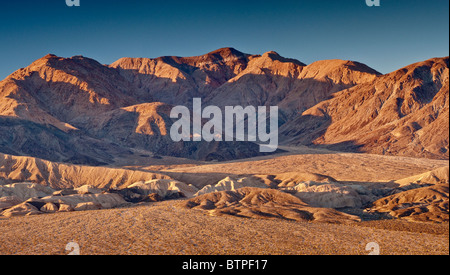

[0,152,170,189]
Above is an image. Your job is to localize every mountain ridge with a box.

[281,56,449,159]
[0,49,448,164]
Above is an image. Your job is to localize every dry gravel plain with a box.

[0,200,448,255]
[160,150,448,184]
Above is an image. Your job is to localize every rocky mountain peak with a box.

[261,51,306,66]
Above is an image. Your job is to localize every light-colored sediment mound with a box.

[194,174,371,209]
[38,193,127,209]
[0,192,127,217]
[0,179,198,217]
[262,172,337,188]
[0,196,23,211]
[185,187,361,224]
[368,184,449,223]
[1,202,41,217]
[0,152,170,189]
[194,176,269,196]
[0,183,55,201]
[127,179,198,199]
[40,202,59,213]
[284,181,371,209]
[396,166,449,187]
[74,185,103,195]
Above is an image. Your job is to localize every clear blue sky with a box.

[0,0,448,79]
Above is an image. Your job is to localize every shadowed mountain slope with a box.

[281,57,449,159]
[0,49,447,164]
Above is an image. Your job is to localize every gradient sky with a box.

[0,0,448,79]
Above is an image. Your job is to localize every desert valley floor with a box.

[0,146,448,255]
[1,199,448,255]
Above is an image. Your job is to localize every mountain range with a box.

[0,48,448,165]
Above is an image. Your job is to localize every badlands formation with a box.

[1,152,448,224]
[0,49,448,255]
[0,151,448,255]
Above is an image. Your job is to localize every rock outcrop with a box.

[260,172,337,188]
[74,185,103,195]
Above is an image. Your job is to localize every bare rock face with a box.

[282,57,449,160]
[0,50,447,164]
[1,49,446,162]
[185,187,361,224]
[144,193,164,202]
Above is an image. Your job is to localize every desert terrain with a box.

[0,146,448,255]
[0,49,448,255]
[1,200,448,255]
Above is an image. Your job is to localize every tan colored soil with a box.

[0,200,447,255]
